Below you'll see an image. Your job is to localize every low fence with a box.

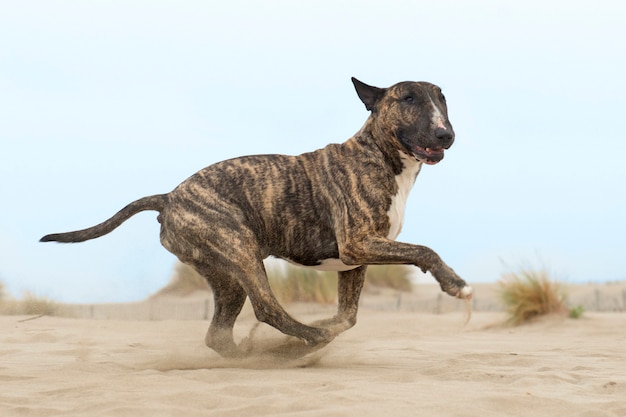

[581,288,626,311]
[369,288,626,313]
[370,290,626,314]
[61,299,214,321]
[57,286,626,321]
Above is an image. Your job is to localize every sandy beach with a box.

[2,288,625,417]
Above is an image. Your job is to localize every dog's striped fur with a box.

[42,78,472,358]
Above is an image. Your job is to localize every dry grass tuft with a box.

[151,262,208,297]
[267,263,337,304]
[365,265,413,292]
[0,282,60,316]
[498,268,567,325]
[19,292,60,315]
[155,261,413,304]
[267,264,414,303]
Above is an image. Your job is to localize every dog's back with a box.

[159,137,402,270]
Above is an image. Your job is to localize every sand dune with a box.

[2,305,625,416]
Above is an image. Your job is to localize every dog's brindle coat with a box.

[41,78,472,357]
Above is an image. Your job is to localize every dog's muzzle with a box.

[411,145,446,165]
[401,127,454,165]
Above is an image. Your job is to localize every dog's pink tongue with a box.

[412,145,444,165]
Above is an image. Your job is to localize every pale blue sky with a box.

[1,0,625,302]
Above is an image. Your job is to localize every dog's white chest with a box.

[387,154,422,240]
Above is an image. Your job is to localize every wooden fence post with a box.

[435,293,442,314]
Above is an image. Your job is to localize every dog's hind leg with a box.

[238,260,335,348]
[184,242,333,356]
[192,265,247,357]
[201,258,335,358]
[161,199,334,356]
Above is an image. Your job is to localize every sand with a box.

[2,303,625,417]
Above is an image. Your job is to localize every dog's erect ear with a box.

[351,77,386,112]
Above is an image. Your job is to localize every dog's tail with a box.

[40,194,167,243]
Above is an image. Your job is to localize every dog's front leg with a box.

[336,265,367,326]
[339,237,473,299]
[309,265,367,334]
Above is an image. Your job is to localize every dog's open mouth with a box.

[411,145,445,165]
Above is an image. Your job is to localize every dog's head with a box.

[352,77,455,165]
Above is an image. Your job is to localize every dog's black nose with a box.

[434,127,454,147]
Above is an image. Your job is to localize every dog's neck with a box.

[345,116,422,241]
[351,116,414,176]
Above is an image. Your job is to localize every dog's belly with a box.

[282,257,361,272]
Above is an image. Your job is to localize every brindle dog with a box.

[41,78,472,358]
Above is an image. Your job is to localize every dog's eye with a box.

[404,96,414,103]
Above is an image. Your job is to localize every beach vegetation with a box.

[498,268,567,325]
[156,261,413,303]
[152,262,208,297]
[268,263,415,304]
[364,265,413,292]
[569,304,585,319]
[267,263,338,304]
[0,284,60,316]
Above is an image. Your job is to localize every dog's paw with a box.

[308,316,352,334]
[456,285,473,300]
[265,337,330,359]
[439,279,471,299]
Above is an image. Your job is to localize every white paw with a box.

[458,285,473,300]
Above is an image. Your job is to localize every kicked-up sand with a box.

[1,304,625,416]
